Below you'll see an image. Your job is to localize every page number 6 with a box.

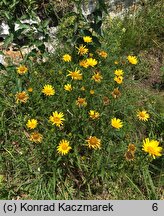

[152,203,158,211]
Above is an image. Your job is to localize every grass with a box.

[0,0,164,200]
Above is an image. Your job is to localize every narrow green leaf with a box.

[3,33,13,48]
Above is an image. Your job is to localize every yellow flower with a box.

[142,138,162,159]
[92,72,103,83]
[111,118,123,129]
[86,58,98,67]
[90,89,95,95]
[125,151,135,161]
[57,139,72,155]
[137,110,150,121]
[83,36,92,43]
[80,86,85,91]
[26,119,38,129]
[17,65,28,75]
[114,75,123,84]
[76,45,89,55]
[29,132,43,143]
[62,54,72,62]
[89,110,100,119]
[114,61,119,64]
[128,144,136,152]
[79,59,89,68]
[64,84,72,92]
[27,87,33,92]
[127,55,138,64]
[98,50,108,58]
[42,85,55,96]
[114,69,124,76]
[49,111,65,127]
[86,136,101,149]
[15,91,29,103]
[67,68,82,80]
[76,97,87,107]
[111,88,121,98]
[103,96,110,105]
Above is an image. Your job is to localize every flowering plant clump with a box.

[1,16,163,200]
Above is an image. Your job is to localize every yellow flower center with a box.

[46,89,52,94]
[78,98,85,104]
[61,144,68,151]
[18,93,26,99]
[89,137,97,145]
[20,67,25,72]
[53,117,60,123]
[147,146,156,155]
[140,112,145,117]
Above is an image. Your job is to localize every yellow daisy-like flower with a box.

[80,86,85,91]
[125,151,135,161]
[111,118,123,129]
[111,88,121,98]
[86,136,101,149]
[67,68,82,80]
[17,65,28,75]
[127,55,138,64]
[86,58,98,67]
[92,72,103,83]
[137,110,150,121]
[26,119,38,129]
[98,50,108,58]
[79,59,89,68]
[114,75,123,84]
[128,144,136,152]
[27,87,33,92]
[49,111,65,127]
[29,132,43,143]
[57,139,72,155]
[15,91,29,103]
[89,53,93,57]
[114,69,124,76]
[62,54,72,62]
[64,84,72,92]
[83,36,92,43]
[89,110,100,119]
[42,84,55,96]
[76,45,89,56]
[76,97,87,107]
[90,89,95,95]
[103,96,110,105]
[142,138,162,159]
[114,61,119,65]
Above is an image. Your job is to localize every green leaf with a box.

[4,11,10,19]
[42,19,50,28]
[3,33,13,48]
[15,21,30,30]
